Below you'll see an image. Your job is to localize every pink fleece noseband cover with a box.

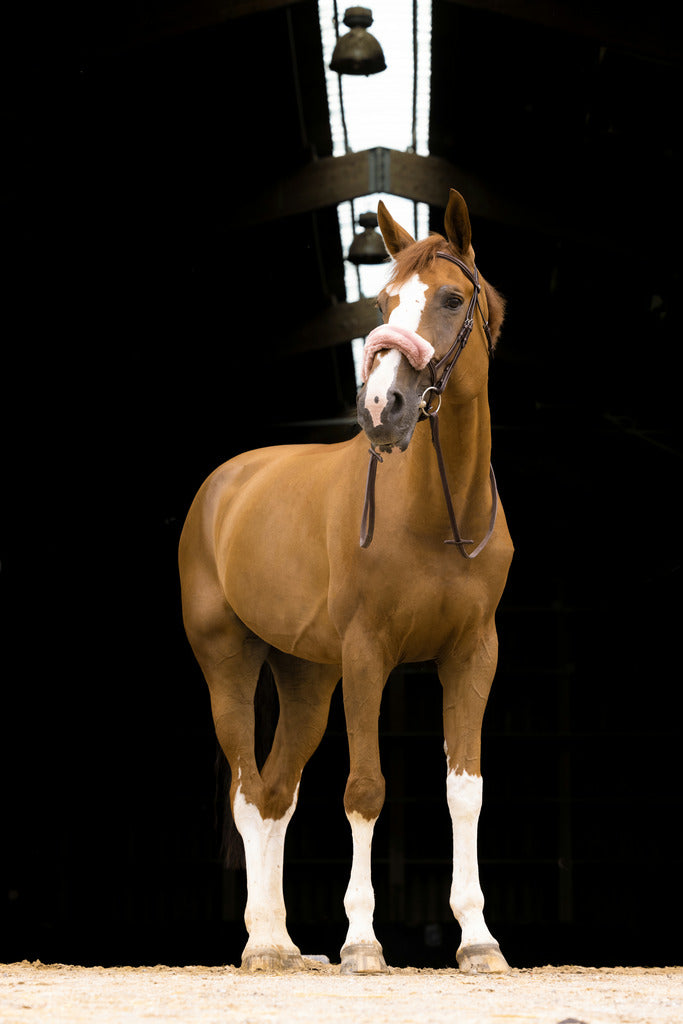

[361,325,435,383]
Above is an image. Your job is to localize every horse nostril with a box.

[389,389,404,416]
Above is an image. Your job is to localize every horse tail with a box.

[215,661,279,869]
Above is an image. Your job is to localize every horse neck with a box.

[405,383,493,536]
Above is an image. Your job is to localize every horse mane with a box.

[387,233,506,350]
[484,279,506,349]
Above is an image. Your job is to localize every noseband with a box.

[360,251,498,557]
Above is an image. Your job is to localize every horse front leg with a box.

[439,629,510,974]
[339,641,390,974]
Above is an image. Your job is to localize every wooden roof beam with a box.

[240,147,641,253]
[283,297,378,354]
[240,148,532,230]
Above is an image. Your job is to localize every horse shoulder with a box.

[184,441,360,662]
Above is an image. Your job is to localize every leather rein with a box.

[360,251,498,557]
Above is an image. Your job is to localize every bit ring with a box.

[419,386,441,415]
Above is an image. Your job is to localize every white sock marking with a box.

[446,767,496,948]
[233,783,299,953]
[343,812,379,948]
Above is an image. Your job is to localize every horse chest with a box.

[331,540,501,664]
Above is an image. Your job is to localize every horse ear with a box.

[444,188,473,257]
[377,199,414,256]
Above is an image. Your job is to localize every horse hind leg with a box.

[180,519,310,971]
[236,651,340,973]
[181,585,291,971]
[189,627,285,969]
[233,771,302,973]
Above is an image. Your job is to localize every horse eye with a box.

[445,294,463,310]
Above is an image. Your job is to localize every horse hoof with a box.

[457,942,510,974]
[241,948,305,973]
[340,942,389,975]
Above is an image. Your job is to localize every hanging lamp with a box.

[347,212,388,265]
[330,7,386,76]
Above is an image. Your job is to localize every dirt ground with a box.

[1,960,682,1024]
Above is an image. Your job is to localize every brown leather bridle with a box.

[359,251,498,557]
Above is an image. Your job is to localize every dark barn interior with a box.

[3,0,682,969]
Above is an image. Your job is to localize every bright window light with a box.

[318,0,433,385]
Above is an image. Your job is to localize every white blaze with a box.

[363,273,429,425]
[363,348,402,427]
[233,782,300,953]
[386,273,429,331]
[446,766,496,949]
[343,812,379,948]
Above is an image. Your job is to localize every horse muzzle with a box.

[356,325,436,452]
[356,379,423,453]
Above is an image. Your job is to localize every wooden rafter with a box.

[240,148,532,230]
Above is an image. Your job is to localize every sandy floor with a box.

[1,961,682,1024]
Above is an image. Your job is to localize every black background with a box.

[3,0,681,969]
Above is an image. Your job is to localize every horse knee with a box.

[345,773,385,821]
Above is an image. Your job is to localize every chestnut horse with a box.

[179,190,513,974]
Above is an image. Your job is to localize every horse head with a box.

[356,189,505,453]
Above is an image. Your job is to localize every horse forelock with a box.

[387,233,478,290]
[386,233,447,288]
[385,233,504,351]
